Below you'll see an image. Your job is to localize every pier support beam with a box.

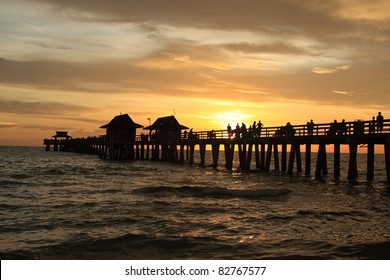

[246,143,253,170]
[385,144,390,185]
[212,142,220,168]
[281,143,287,173]
[334,143,340,179]
[224,143,234,170]
[255,144,260,169]
[367,143,374,181]
[315,143,328,178]
[260,143,265,171]
[305,143,311,175]
[348,144,358,181]
[273,144,279,171]
[199,143,206,166]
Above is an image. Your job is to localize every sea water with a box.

[0,146,389,259]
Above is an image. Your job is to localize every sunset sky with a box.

[1,0,389,146]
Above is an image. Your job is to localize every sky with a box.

[0,0,389,146]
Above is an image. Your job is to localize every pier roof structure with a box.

[143,116,189,131]
[100,114,143,129]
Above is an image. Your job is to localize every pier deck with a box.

[44,119,390,184]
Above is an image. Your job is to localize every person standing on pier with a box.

[227,123,232,139]
[369,116,376,134]
[376,112,384,133]
[338,119,348,135]
[306,119,315,135]
[256,120,263,137]
[235,123,241,139]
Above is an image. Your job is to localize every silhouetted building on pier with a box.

[52,131,72,140]
[100,114,143,143]
[144,116,189,141]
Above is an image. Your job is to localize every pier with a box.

[44,117,390,184]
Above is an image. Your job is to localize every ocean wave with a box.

[134,185,291,200]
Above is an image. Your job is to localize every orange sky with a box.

[0,0,389,146]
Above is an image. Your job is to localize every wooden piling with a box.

[367,143,374,181]
[334,143,340,178]
[315,143,328,178]
[212,142,220,168]
[273,144,279,170]
[265,144,272,172]
[305,143,311,175]
[287,144,295,175]
[200,143,206,166]
[246,143,253,170]
[281,143,287,173]
[384,143,390,184]
[255,144,260,169]
[348,143,358,181]
[260,143,265,171]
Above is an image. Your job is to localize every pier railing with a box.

[189,119,390,140]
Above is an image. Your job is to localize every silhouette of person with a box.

[376,112,384,133]
[227,123,232,138]
[241,122,247,138]
[284,122,295,137]
[328,120,338,136]
[256,120,263,137]
[307,119,315,135]
[338,119,347,135]
[369,116,376,134]
[235,123,240,139]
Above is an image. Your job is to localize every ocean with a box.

[0,146,389,259]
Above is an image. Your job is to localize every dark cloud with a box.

[0,98,90,115]
[31,0,390,45]
[222,42,314,55]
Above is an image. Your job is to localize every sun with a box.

[213,110,254,129]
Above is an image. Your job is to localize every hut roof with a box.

[52,131,71,138]
[100,114,143,129]
[143,116,189,130]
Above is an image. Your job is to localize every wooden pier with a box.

[44,119,390,184]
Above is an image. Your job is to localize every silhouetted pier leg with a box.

[200,143,206,166]
[296,144,302,173]
[238,143,247,169]
[274,144,279,170]
[334,143,340,179]
[136,144,140,160]
[260,143,265,171]
[212,143,220,168]
[224,144,234,170]
[255,144,260,169]
[246,143,253,170]
[281,143,287,173]
[146,143,150,160]
[54,143,58,151]
[385,144,390,184]
[367,143,374,181]
[348,144,358,181]
[189,144,195,164]
[153,144,160,161]
[287,144,296,175]
[315,143,328,178]
[265,144,272,172]
[45,144,50,151]
[140,144,145,160]
[305,143,311,175]
[179,144,185,163]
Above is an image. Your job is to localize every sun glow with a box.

[212,111,255,129]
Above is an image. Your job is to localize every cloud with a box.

[312,65,351,74]
[222,42,313,55]
[0,122,18,129]
[0,98,91,116]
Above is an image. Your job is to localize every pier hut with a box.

[143,116,189,161]
[99,114,143,159]
[45,131,72,151]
